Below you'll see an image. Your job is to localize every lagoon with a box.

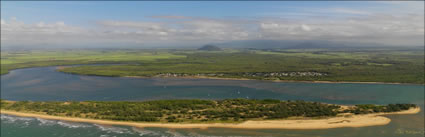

[1,66,424,137]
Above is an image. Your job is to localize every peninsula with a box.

[0,99,419,129]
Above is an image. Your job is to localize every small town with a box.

[155,72,327,78]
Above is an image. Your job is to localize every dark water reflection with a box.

[1,66,424,137]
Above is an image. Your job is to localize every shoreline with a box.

[1,107,420,129]
[2,66,421,85]
[56,66,410,85]
[124,75,411,85]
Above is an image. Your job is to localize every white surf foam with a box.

[165,130,186,137]
[36,117,57,126]
[57,121,92,128]
[1,114,34,123]
[132,127,165,136]
[94,124,133,134]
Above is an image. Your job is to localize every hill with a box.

[198,45,222,51]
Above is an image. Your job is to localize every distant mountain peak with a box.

[198,45,222,51]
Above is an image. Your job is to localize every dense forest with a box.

[1,99,417,123]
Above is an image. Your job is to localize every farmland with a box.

[1,47,424,84]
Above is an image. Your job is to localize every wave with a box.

[36,117,57,126]
[94,124,133,134]
[132,127,165,136]
[1,114,34,123]
[57,121,93,128]
[1,114,35,127]
[187,132,211,137]
[165,130,186,137]
[2,114,220,137]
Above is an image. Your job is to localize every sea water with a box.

[1,67,424,137]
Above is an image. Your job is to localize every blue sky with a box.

[1,1,424,47]
[1,1,397,25]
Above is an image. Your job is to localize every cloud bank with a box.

[1,2,424,48]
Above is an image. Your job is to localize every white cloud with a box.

[55,21,65,27]
[301,24,311,31]
[150,15,191,19]
[328,8,371,15]
[1,18,90,46]
[1,9,424,47]
[98,21,164,30]
[257,13,424,45]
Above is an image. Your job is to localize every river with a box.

[1,66,424,137]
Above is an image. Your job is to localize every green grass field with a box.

[1,48,424,84]
[0,49,185,74]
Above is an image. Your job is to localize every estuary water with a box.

[1,66,424,137]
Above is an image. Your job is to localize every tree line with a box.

[0,99,417,123]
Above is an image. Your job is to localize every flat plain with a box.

[2,47,423,84]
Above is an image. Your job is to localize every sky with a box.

[1,1,424,48]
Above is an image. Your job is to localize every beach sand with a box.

[1,107,420,129]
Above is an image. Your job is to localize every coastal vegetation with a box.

[1,47,424,84]
[0,99,417,123]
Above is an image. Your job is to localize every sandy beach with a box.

[1,107,420,129]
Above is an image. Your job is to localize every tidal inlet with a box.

[1,1,424,137]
